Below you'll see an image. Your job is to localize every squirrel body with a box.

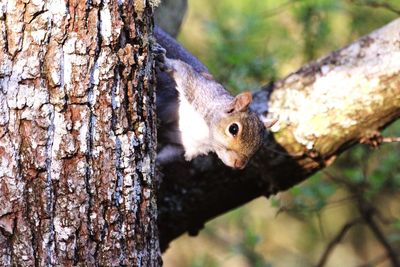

[157,57,265,169]
[154,29,266,169]
[178,91,211,159]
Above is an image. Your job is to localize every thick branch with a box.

[156,19,400,251]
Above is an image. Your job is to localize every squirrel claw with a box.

[152,43,167,69]
[152,43,166,57]
[152,43,174,72]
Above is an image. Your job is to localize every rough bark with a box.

[0,0,161,266]
[157,19,400,251]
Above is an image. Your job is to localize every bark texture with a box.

[0,0,161,266]
[157,19,400,250]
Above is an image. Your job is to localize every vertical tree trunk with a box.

[0,0,161,266]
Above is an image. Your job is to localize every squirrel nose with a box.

[234,159,246,170]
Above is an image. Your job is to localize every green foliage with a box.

[394,219,400,231]
[292,0,341,61]
[287,122,400,213]
[181,0,399,89]
[288,173,338,216]
[202,207,273,266]
[348,0,399,36]
[230,227,272,267]
[189,255,219,267]
[203,0,278,93]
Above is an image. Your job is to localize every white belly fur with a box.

[178,96,211,160]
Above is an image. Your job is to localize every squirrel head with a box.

[211,92,265,169]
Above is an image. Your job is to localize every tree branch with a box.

[358,202,400,267]
[348,0,400,15]
[155,19,400,251]
[382,137,400,143]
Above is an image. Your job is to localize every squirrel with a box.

[154,27,273,169]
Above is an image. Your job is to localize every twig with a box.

[348,0,400,15]
[323,171,400,266]
[262,0,301,17]
[316,218,363,267]
[275,195,356,216]
[358,202,400,267]
[323,171,364,190]
[382,137,400,143]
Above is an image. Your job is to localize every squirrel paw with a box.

[152,43,166,59]
[152,43,168,70]
[152,43,174,72]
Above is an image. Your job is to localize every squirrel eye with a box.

[228,123,239,136]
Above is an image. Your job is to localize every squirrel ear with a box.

[233,92,253,112]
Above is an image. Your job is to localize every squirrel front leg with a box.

[153,43,210,103]
[164,59,195,97]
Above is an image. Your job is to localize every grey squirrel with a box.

[154,28,272,169]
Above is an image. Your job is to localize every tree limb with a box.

[156,19,400,251]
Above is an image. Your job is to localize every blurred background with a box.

[157,0,400,266]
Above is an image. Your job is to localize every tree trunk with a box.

[0,0,161,266]
[156,18,400,251]
[2,0,400,262]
